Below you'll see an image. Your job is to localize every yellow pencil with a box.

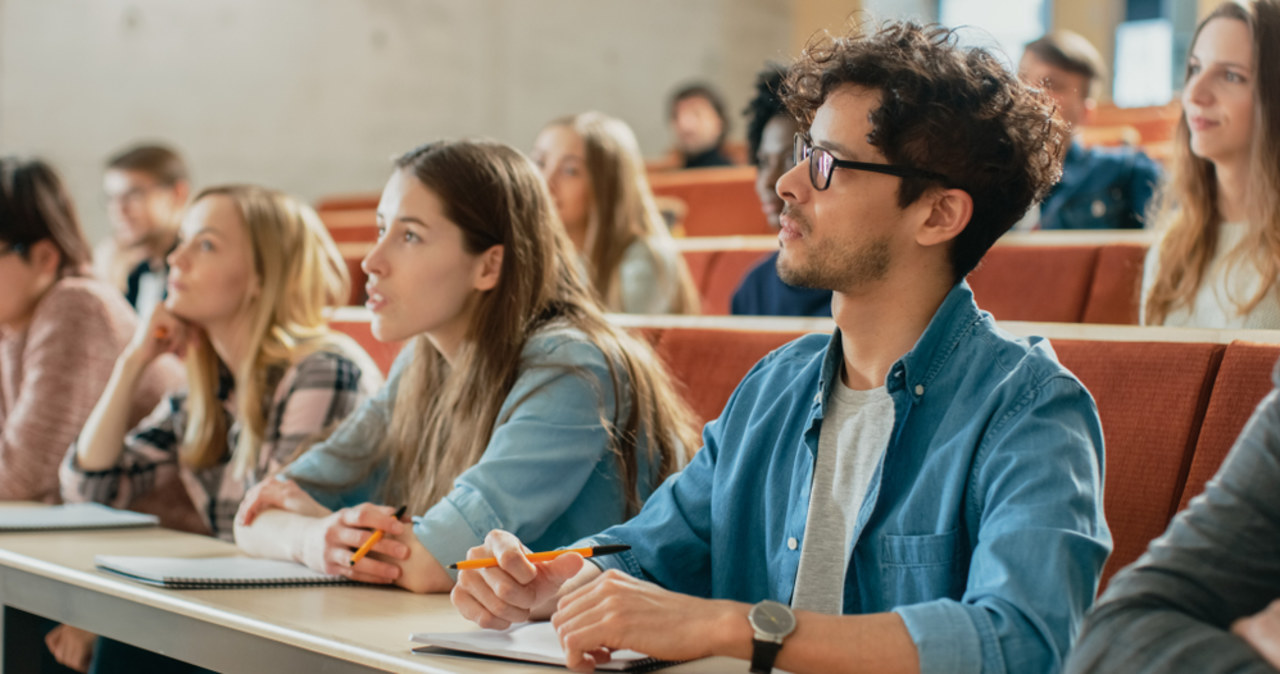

[348,505,407,566]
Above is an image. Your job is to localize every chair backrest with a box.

[1178,341,1280,510]
[649,167,769,237]
[968,245,1100,323]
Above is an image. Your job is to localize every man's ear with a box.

[474,245,504,291]
[916,188,973,248]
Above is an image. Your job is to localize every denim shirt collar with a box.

[814,280,984,413]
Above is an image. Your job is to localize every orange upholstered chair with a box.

[649,167,769,237]
[1177,341,1280,510]
[1053,339,1226,589]
[1081,243,1147,324]
[968,245,1100,323]
[652,327,809,425]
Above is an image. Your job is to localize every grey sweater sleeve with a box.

[1066,361,1280,673]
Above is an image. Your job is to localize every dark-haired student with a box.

[0,157,183,674]
[452,21,1109,674]
[670,82,734,168]
[731,63,833,317]
[234,139,699,593]
[96,143,190,318]
[1018,31,1162,230]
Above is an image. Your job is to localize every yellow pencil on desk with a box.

[348,505,407,566]
[450,544,630,570]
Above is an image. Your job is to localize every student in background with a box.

[0,157,184,674]
[1018,31,1162,230]
[63,184,380,540]
[95,144,190,317]
[531,112,700,314]
[452,21,1109,674]
[670,83,734,168]
[234,139,699,594]
[1142,0,1280,328]
[0,157,182,504]
[731,63,833,317]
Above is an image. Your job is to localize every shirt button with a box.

[787,537,798,550]
[914,384,924,396]
[813,392,821,404]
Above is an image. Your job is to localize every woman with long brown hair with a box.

[234,139,699,592]
[531,112,700,314]
[1142,0,1280,327]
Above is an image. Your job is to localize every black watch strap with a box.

[749,638,783,673]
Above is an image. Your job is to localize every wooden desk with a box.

[0,524,746,672]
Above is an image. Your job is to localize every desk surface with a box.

[0,523,746,673]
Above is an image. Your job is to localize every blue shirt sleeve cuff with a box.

[415,485,504,581]
[894,600,986,674]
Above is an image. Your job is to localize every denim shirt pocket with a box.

[879,529,960,606]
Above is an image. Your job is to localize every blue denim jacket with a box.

[1039,141,1162,230]
[582,282,1111,674]
[282,324,657,579]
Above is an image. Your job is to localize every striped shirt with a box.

[61,348,380,540]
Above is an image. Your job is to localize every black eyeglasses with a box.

[793,134,948,191]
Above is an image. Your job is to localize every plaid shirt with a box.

[61,349,380,540]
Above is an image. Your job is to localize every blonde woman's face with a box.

[1183,18,1255,167]
[164,194,258,327]
[362,168,493,347]
[531,125,592,240]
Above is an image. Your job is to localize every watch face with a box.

[750,600,796,637]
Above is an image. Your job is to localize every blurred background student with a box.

[1019,31,1162,230]
[730,63,833,317]
[531,112,700,314]
[95,144,190,318]
[668,82,735,168]
[235,139,698,594]
[1142,0,1280,328]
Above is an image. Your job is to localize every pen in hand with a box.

[451,544,631,570]
[348,505,407,566]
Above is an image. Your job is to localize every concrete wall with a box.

[0,0,791,243]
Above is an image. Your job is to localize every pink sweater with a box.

[0,276,183,503]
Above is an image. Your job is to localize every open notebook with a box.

[0,503,159,531]
[412,621,676,672]
[95,555,354,590]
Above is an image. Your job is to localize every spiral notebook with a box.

[0,503,159,531]
[94,555,354,590]
[411,621,676,671]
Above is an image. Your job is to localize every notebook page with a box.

[412,621,658,671]
[0,503,159,531]
[95,555,348,587]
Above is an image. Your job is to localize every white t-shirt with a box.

[790,382,895,615]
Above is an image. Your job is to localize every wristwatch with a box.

[748,599,796,673]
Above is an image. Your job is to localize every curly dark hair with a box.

[783,20,1068,282]
[743,63,789,166]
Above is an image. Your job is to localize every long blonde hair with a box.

[1145,0,1280,324]
[379,140,699,518]
[181,185,366,477]
[545,112,700,314]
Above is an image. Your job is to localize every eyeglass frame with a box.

[0,242,26,258]
[793,133,949,191]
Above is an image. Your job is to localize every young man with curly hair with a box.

[451,20,1111,674]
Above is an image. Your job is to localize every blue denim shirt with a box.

[1039,141,1162,230]
[282,324,658,579]
[581,282,1111,674]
